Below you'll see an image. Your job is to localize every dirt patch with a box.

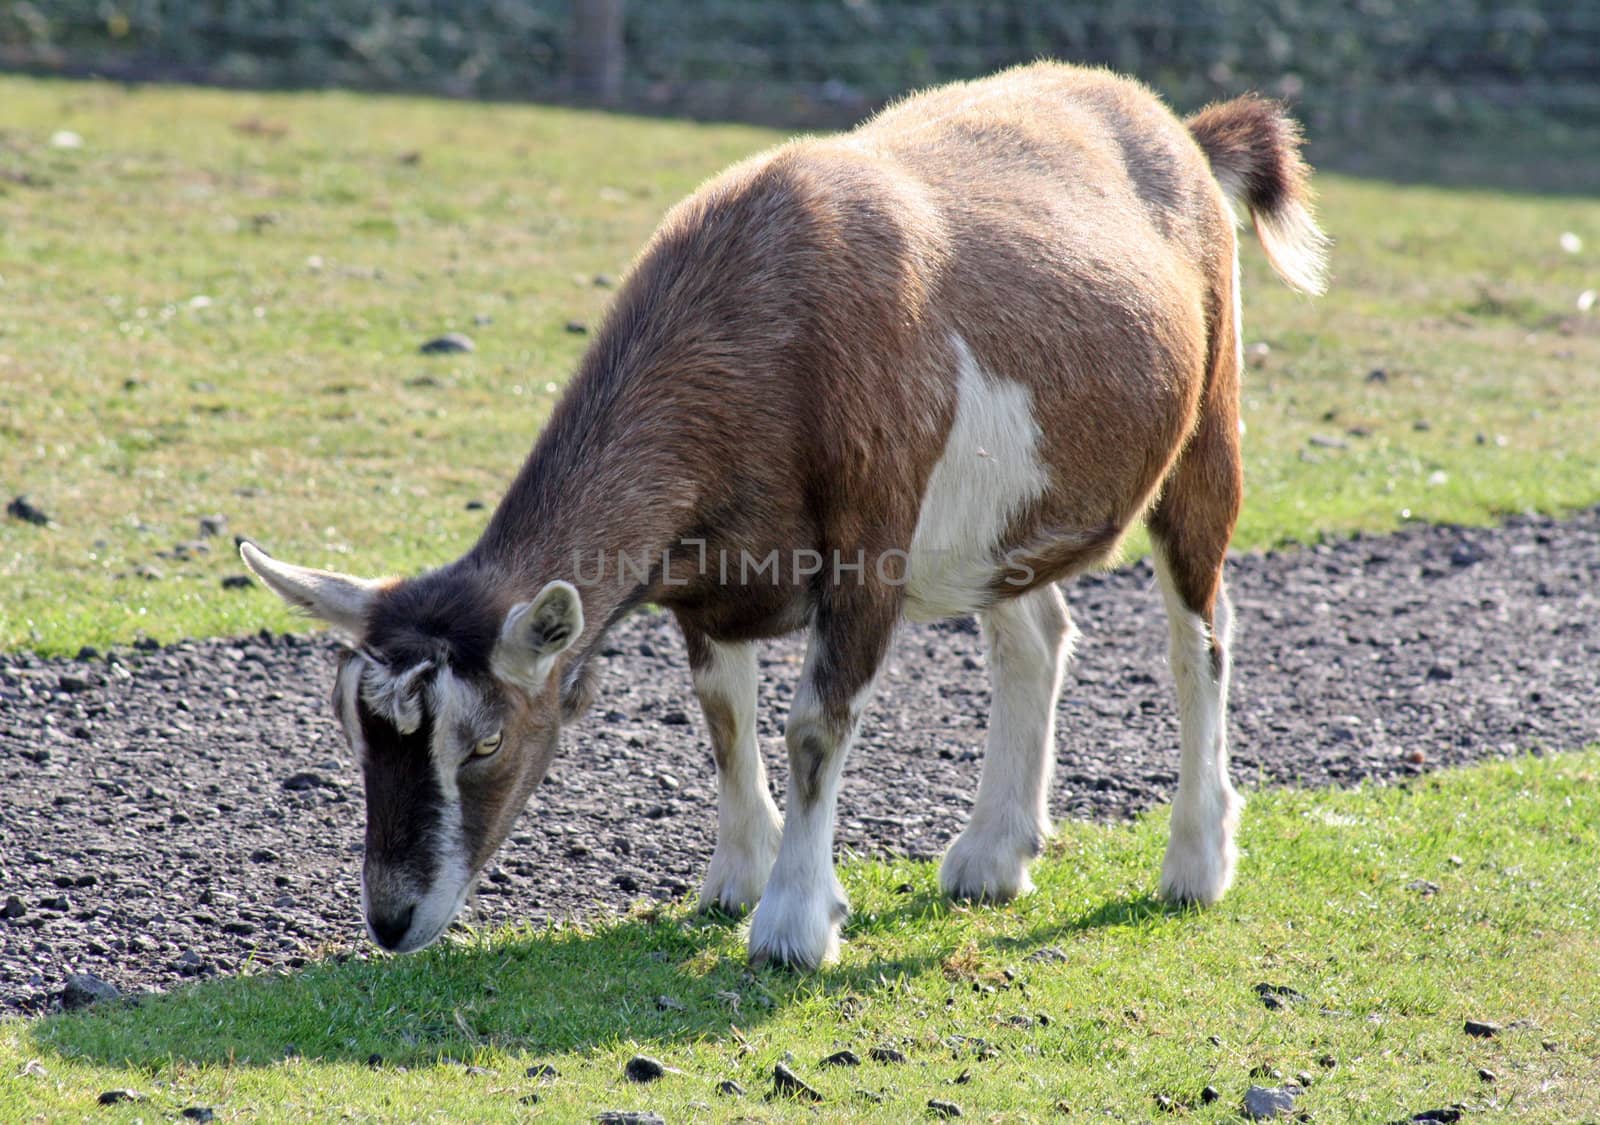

[3,509,1597,1013]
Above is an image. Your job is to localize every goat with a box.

[242,62,1327,968]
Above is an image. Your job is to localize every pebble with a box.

[1477,1067,1497,1083]
[773,1061,823,1102]
[281,771,335,791]
[927,1098,963,1118]
[221,575,254,590]
[654,994,685,1011]
[1464,1019,1501,1038]
[526,1062,559,1079]
[1242,1084,1299,1120]
[419,332,475,354]
[716,1078,745,1096]
[820,1049,861,1066]
[1201,1085,1219,1103]
[1,896,25,919]
[60,972,120,1009]
[181,1109,216,1123]
[595,1114,664,1125]
[868,1045,907,1064]
[623,1054,665,1082]
[197,515,228,538]
[97,1090,146,1105]
[6,495,50,526]
[565,320,589,335]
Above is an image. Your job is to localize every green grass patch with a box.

[4,751,1599,1121]
[1,77,1598,653]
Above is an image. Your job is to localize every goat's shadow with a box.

[30,889,1177,1069]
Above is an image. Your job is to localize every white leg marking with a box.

[904,333,1052,622]
[691,640,783,913]
[1152,549,1243,906]
[941,585,1075,902]
[746,641,873,968]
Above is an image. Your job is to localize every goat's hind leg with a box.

[1147,409,1245,906]
[941,584,1074,902]
[681,626,783,914]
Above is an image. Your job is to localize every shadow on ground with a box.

[29,889,1175,1069]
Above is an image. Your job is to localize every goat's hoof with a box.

[939,828,1040,903]
[1159,836,1237,907]
[746,886,845,970]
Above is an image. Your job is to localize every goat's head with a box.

[239,542,585,952]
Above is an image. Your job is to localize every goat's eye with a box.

[471,731,503,758]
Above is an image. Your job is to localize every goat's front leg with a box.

[747,593,896,969]
[681,626,782,914]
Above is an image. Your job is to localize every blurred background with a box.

[3,0,1597,183]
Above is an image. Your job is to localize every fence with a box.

[3,1,1597,132]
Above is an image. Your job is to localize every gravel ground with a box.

[3,509,1598,1014]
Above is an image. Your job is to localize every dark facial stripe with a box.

[357,693,443,889]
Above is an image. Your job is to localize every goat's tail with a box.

[1186,95,1330,295]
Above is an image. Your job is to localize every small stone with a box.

[419,332,475,354]
[869,1045,907,1064]
[282,771,334,791]
[1249,1064,1283,1080]
[1478,1067,1497,1083]
[464,499,486,510]
[98,1090,146,1105]
[595,1114,665,1125]
[1254,982,1307,1007]
[1449,541,1485,567]
[927,1098,963,1118]
[773,1062,823,1102]
[1201,1085,1220,1104]
[57,674,93,694]
[1028,946,1068,963]
[8,495,51,525]
[624,1054,665,1082]
[565,320,589,334]
[366,1053,383,1068]
[716,1079,745,1096]
[526,1063,559,1079]
[1464,1019,1501,1038]
[197,514,228,538]
[659,710,690,726]
[1,896,24,919]
[518,1093,539,1105]
[1308,433,1348,450]
[76,645,100,660]
[249,848,279,863]
[1242,1084,1298,1120]
[1408,1110,1463,1124]
[820,1049,861,1067]
[1155,1093,1175,1112]
[1318,1053,1338,1069]
[655,994,685,1011]
[181,1109,215,1123]
[1295,1070,1314,1088]
[61,973,120,1009]
[1406,879,1441,895]
[1365,368,1388,383]
[221,575,254,590]
[1406,748,1429,764]
[50,129,84,149]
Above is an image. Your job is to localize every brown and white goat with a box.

[242,63,1327,968]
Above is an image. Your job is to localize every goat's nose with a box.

[369,905,415,950]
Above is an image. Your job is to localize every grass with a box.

[1,76,1598,653]
[3,750,1598,1121]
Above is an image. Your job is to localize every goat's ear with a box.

[493,580,583,692]
[239,540,380,640]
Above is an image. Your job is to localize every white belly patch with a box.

[903,335,1051,621]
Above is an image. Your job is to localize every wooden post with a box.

[571,0,624,105]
